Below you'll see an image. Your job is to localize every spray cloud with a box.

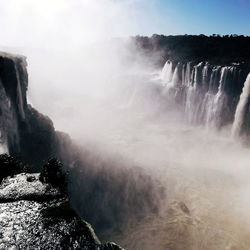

[1,1,250,250]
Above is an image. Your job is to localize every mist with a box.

[1,1,250,249]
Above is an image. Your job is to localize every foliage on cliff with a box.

[0,154,30,182]
[134,34,250,65]
[39,157,67,193]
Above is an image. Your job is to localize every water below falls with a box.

[62,59,250,249]
[105,119,250,250]
[94,62,250,250]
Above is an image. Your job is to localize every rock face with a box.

[0,52,68,170]
[0,52,165,240]
[0,52,124,249]
[0,173,124,250]
[0,52,28,155]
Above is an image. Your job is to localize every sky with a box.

[153,0,250,35]
[0,0,249,51]
[0,0,249,124]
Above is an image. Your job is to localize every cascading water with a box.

[0,79,10,153]
[110,61,250,250]
[161,60,173,85]
[0,77,18,154]
[232,73,250,137]
[14,64,26,121]
[0,53,28,154]
[161,60,250,131]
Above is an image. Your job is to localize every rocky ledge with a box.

[0,173,123,250]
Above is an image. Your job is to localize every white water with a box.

[52,58,250,250]
[161,60,173,85]
[93,103,250,250]
[0,77,18,154]
[93,62,250,250]
[232,73,250,137]
[160,61,246,129]
[14,63,26,120]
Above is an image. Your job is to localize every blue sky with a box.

[142,0,250,35]
[0,0,249,50]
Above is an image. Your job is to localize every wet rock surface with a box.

[0,173,62,202]
[0,173,124,250]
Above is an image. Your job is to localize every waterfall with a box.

[161,60,250,131]
[0,78,12,154]
[232,73,250,137]
[171,63,181,87]
[161,60,173,85]
[0,55,29,154]
[14,64,25,120]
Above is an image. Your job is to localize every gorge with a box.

[1,35,250,249]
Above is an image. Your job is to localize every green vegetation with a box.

[0,154,30,182]
[39,157,67,193]
[134,34,250,65]
[41,200,77,221]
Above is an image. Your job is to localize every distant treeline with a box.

[133,34,250,65]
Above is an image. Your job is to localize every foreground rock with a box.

[0,173,123,250]
[0,173,62,202]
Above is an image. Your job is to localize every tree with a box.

[39,158,67,193]
[0,154,30,182]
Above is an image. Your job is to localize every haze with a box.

[0,1,250,249]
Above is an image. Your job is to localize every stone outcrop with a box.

[0,173,124,250]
